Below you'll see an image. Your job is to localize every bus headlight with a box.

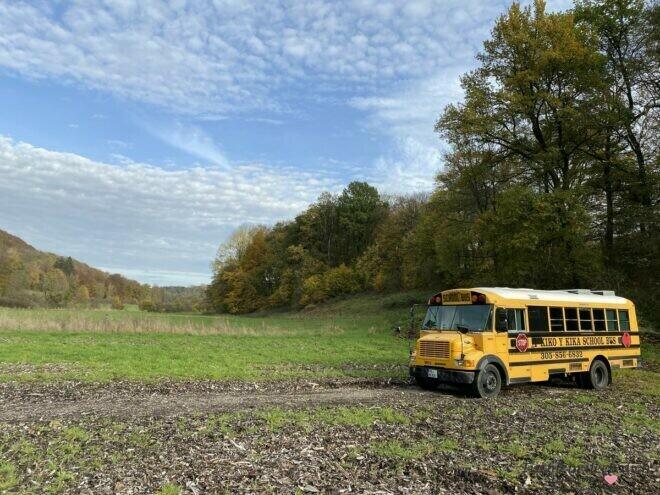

[455,359,475,368]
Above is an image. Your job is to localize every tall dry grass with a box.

[0,311,293,336]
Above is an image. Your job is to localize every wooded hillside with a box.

[207,0,659,324]
[0,229,205,311]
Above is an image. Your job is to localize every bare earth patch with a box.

[0,377,658,494]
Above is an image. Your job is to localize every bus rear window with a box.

[618,310,630,331]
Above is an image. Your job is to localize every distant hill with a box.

[0,229,38,254]
[0,228,131,282]
[0,229,205,311]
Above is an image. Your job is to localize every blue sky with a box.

[0,0,570,286]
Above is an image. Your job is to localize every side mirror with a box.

[457,325,469,334]
[496,309,508,332]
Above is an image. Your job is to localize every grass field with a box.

[0,292,658,494]
[0,292,423,382]
[0,291,657,383]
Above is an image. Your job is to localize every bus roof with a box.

[469,287,631,305]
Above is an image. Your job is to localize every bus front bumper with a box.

[409,366,475,384]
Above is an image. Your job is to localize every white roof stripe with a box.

[470,287,630,305]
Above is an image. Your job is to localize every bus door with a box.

[497,307,530,380]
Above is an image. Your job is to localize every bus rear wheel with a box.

[583,359,610,390]
[472,364,501,398]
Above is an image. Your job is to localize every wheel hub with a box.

[485,373,497,390]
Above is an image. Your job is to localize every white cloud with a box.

[107,139,132,149]
[352,69,465,192]
[0,1,505,115]
[145,121,230,168]
[0,136,340,284]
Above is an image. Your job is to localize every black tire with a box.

[416,377,438,390]
[585,359,610,390]
[472,364,502,398]
[576,372,589,388]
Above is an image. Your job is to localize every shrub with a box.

[323,264,361,297]
[300,274,328,306]
[111,296,125,310]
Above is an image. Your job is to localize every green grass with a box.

[0,461,19,492]
[0,292,422,382]
[156,483,181,495]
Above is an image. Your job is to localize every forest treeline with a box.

[207,0,659,324]
[0,229,205,312]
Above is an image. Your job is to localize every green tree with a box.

[576,0,659,220]
[478,187,599,287]
[54,256,75,276]
[336,181,388,264]
[438,0,607,192]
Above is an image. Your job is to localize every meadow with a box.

[0,292,422,382]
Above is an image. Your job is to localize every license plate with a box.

[427,369,438,379]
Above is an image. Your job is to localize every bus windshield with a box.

[422,305,492,332]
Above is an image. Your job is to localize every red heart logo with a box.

[621,332,631,348]
[604,474,618,485]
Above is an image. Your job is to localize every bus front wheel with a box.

[472,364,501,398]
[583,359,610,390]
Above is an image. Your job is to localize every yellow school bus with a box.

[409,288,640,398]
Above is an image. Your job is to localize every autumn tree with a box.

[74,285,90,306]
[43,268,69,305]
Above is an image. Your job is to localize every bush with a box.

[0,296,34,309]
[111,296,125,310]
[139,299,155,312]
[300,265,362,307]
[300,274,328,306]
[323,264,362,297]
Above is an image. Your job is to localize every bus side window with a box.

[579,308,593,332]
[528,306,548,332]
[606,309,618,331]
[549,307,564,332]
[565,308,579,331]
[506,309,525,331]
[618,310,630,331]
[593,309,606,331]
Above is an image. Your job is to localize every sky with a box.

[0,0,571,286]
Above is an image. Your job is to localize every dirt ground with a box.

[1,377,658,494]
[0,378,412,422]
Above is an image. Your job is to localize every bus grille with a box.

[419,341,450,360]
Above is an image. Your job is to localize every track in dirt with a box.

[0,385,434,422]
